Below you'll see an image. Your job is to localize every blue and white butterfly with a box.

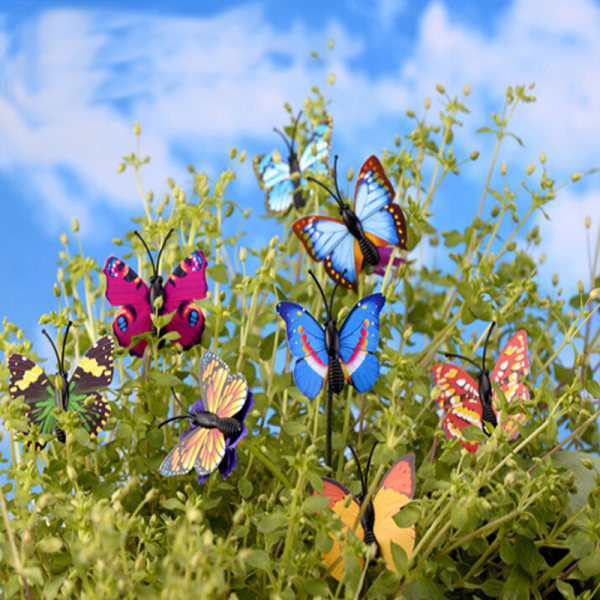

[293,155,407,291]
[276,271,385,399]
[254,112,332,215]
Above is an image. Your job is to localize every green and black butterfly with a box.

[7,322,114,448]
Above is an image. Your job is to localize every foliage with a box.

[1,80,600,600]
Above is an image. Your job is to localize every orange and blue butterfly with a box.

[433,322,529,452]
[158,351,253,483]
[309,445,416,580]
[293,155,407,291]
[254,112,332,215]
[276,270,385,399]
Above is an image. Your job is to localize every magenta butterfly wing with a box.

[104,250,208,357]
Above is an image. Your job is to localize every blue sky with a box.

[0,0,599,346]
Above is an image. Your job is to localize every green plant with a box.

[1,81,599,600]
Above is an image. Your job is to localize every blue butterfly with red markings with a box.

[294,155,407,291]
[104,229,207,357]
[254,112,332,215]
[276,270,385,399]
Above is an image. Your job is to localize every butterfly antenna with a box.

[308,269,331,318]
[289,110,303,154]
[59,321,73,376]
[273,127,293,154]
[307,156,344,209]
[170,387,190,415]
[155,228,174,274]
[443,351,481,371]
[481,321,496,370]
[348,444,368,498]
[364,441,379,490]
[134,231,157,276]
[328,268,347,315]
[41,327,64,375]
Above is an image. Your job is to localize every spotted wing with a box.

[432,363,485,452]
[69,336,114,396]
[338,293,385,393]
[491,330,529,439]
[7,354,58,441]
[163,250,208,352]
[103,256,152,357]
[276,302,328,399]
[254,152,294,215]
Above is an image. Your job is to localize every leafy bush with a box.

[1,81,599,600]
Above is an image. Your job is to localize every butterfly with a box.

[293,155,407,291]
[158,351,254,484]
[104,229,207,357]
[7,322,113,448]
[309,444,416,581]
[254,111,332,215]
[432,322,529,452]
[276,270,385,399]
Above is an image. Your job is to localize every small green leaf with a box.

[38,537,63,553]
[393,503,419,528]
[257,512,288,534]
[208,263,228,284]
[303,495,329,514]
[246,549,270,570]
[160,497,185,511]
[238,478,253,498]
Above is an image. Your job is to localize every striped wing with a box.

[160,427,226,477]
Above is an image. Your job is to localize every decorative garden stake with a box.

[104,229,207,357]
[433,322,529,452]
[7,321,114,448]
[158,351,253,483]
[294,154,407,291]
[276,269,385,466]
[309,443,416,580]
[254,111,332,215]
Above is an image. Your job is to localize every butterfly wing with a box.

[160,426,223,477]
[298,116,332,172]
[69,336,114,396]
[64,391,111,440]
[199,351,249,418]
[293,216,359,290]
[276,302,329,398]
[432,363,484,452]
[104,257,152,357]
[338,293,385,393]
[7,354,58,443]
[163,250,208,351]
[354,155,407,250]
[254,152,294,215]
[372,453,416,573]
[491,330,529,439]
[309,477,364,581]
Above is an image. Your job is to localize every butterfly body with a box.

[189,409,242,438]
[104,233,207,357]
[8,330,114,448]
[294,155,406,291]
[310,452,416,580]
[433,326,529,452]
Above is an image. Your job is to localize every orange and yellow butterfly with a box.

[158,351,253,483]
[309,445,416,580]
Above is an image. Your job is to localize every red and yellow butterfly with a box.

[309,447,416,580]
[433,323,529,452]
[159,351,253,483]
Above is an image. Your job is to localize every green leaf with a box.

[579,550,600,577]
[390,541,408,574]
[160,497,185,511]
[38,537,63,553]
[238,478,253,498]
[393,503,419,528]
[552,450,600,513]
[301,578,330,596]
[316,530,333,553]
[501,565,530,600]
[303,495,330,514]
[246,549,270,570]
[567,530,595,559]
[208,263,228,284]
[514,535,545,576]
[401,577,446,600]
[555,580,575,599]
[257,512,288,534]
[585,378,600,400]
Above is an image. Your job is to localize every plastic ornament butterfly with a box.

[7,322,113,448]
[104,229,207,357]
[254,111,332,215]
[309,444,416,581]
[293,155,407,291]
[432,322,529,452]
[276,270,385,399]
[158,351,253,483]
